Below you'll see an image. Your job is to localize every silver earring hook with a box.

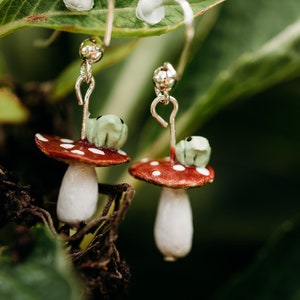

[75,69,95,140]
[151,95,178,162]
[75,37,104,140]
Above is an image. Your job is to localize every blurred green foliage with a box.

[1,0,300,299]
[0,225,82,300]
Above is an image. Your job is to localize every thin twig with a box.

[25,207,57,236]
[68,183,134,264]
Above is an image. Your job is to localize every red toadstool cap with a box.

[35,133,130,166]
[129,157,214,189]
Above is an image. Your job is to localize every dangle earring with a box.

[35,0,130,227]
[130,0,215,261]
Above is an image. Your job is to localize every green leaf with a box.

[134,0,300,162]
[140,18,300,160]
[0,88,29,124]
[215,218,300,300]
[0,226,82,300]
[0,0,225,39]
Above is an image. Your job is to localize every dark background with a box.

[1,0,300,299]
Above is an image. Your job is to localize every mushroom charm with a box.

[35,114,130,226]
[35,37,130,227]
[129,63,215,261]
[129,137,214,261]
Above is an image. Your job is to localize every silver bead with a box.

[153,62,177,93]
[79,37,104,64]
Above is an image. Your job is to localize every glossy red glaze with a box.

[129,158,215,189]
[35,133,130,166]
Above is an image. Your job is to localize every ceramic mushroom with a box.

[129,136,214,261]
[35,114,130,227]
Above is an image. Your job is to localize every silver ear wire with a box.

[151,62,179,162]
[75,37,104,140]
[151,95,178,162]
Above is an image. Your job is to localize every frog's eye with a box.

[120,118,124,124]
[96,115,103,120]
[186,136,192,142]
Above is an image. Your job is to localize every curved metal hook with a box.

[75,73,95,140]
[75,75,95,105]
[151,95,178,155]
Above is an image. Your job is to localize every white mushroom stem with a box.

[56,163,98,226]
[154,187,193,261]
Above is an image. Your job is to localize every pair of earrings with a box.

[35,0,215,261]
